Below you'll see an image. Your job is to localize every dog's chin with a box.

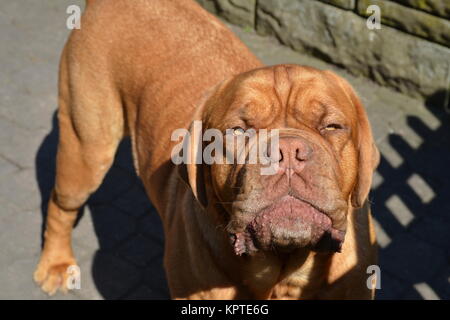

[229,196,346,256]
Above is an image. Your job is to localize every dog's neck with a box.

[193,197,335,299]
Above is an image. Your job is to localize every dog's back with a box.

[65,0,261,209]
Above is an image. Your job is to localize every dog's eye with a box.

[231,127,245,136]
[323,123,343,132]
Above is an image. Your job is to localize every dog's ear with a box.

[176,78,233,209]
[177,119,208,208]
[175,85,218,209]
[325,71,380,208]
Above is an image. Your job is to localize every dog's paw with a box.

[34,257,78,296]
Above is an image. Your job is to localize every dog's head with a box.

[178,65,379,255]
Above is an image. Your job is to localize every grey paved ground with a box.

[0,1,449,300]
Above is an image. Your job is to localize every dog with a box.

[34,0,379,299]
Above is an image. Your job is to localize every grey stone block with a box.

[256,0,450,101]
[318,0,356,10]
[394,0,450,19]
[195,0,219,14]
[215,0,256,28]
[358,0,450,47]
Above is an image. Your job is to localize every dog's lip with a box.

[228,196,346,255]
[228,193,347,236]
[248,195,334,223]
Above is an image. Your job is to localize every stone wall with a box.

[196,0,450,104]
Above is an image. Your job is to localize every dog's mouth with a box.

[229,196,346,256]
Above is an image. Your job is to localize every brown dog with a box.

[34,0,379,299]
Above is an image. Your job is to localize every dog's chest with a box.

[269,254,331,299]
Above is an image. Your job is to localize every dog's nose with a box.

[278,137,312,169]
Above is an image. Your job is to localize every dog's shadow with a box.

[35,112,170,299]
[371,89,450,299]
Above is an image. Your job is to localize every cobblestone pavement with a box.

[0,1,449,300]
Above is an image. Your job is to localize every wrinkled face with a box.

[188,65,377,256]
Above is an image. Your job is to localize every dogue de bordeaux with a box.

[34,0,380,299]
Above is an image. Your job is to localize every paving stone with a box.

[0,256,53,300]
[0,117,48,170]
[375,271,408,300]
[88,166,136,206]
[402,282,441,300]
[427,266,450,300]
[113,138,136,175]
[409,215,450,254]
[385,195,415,227]
[71,253,107,300]
[72,206,100,254]
[376,138,404,169]
[0,168,41,212]
[0,209,41,251]
[123,285,168,300]
[34,117,58,176]
[138,211,165,243]
[0,0,81,131]
[407,173,435,204]
[412,282,441,300]
[371,216,391,249]
[0,156,18,177]
[143,257,170,297]
[371,170,383,190]
[0,209,48,299]
[112,183,153,219]
[86,204,136,251]
[91,252,141,300]
[379,233,447,284]
[118,234,163,267]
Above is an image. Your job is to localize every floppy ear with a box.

[176,78,233,209]
[177,118,208,208]
[325,71,380,208]
[176,85,219,209]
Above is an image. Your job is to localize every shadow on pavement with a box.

[372,89,450,299]
[35,112,169,299]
